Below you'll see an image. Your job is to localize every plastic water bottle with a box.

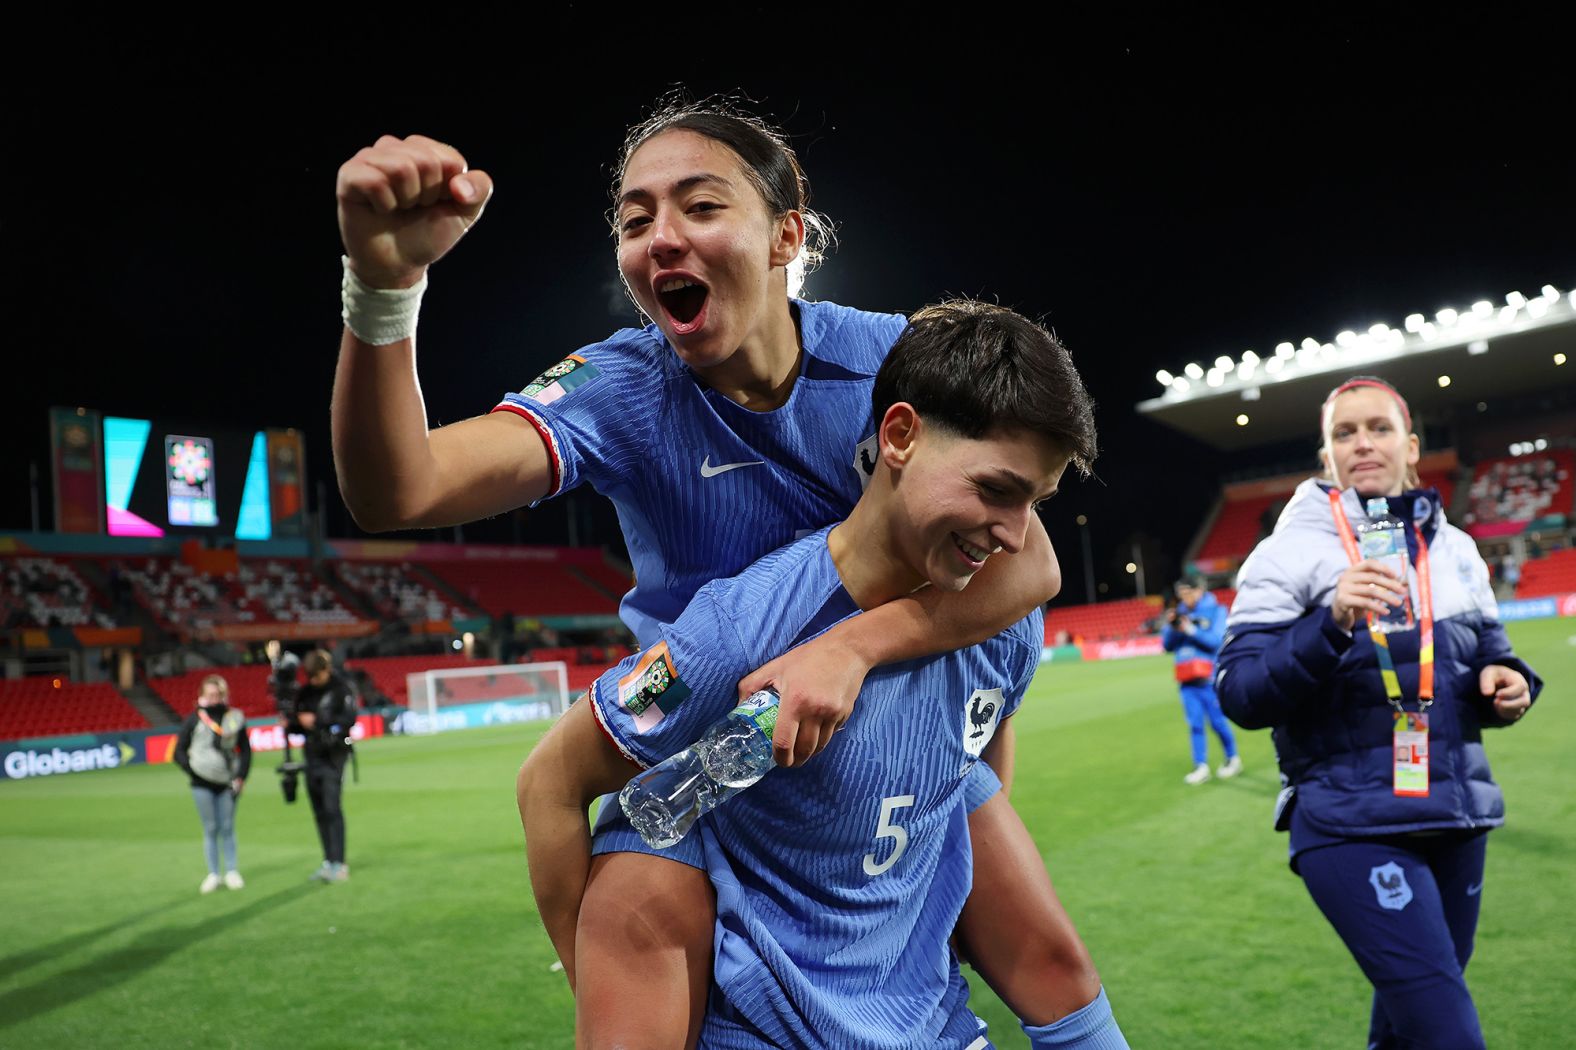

[1356,497,1414,632]
[620,689,779,848]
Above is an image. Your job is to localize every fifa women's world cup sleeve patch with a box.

[618,642,691,731]
[519,354,602,405]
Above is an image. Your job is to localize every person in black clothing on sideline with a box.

[286,649,358,882]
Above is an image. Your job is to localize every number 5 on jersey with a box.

[863,794,916,876]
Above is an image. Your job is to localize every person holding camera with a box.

[175,674,251,893]
[284,649,359,882]
[1162,577,1240,785]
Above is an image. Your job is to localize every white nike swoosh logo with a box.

[699,456,765,478]
[1466,882,1484,896]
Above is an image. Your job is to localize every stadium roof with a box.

[1138,285,1576,451]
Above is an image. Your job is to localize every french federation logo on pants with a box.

[1369,861,1413,911]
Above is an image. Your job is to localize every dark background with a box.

[10,11,1573,604]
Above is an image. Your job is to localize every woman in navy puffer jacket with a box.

[1218,377,1540,1050]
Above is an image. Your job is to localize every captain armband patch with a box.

[520,354,602,405]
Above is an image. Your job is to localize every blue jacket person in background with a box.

[1161,577,1240,784]
[1218,376,1540,1050]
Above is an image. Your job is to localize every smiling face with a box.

[1321,386,1420,497]
[885,413,1068,593]
[614,130,803,373]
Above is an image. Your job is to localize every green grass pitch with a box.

[2,618,1570,1048]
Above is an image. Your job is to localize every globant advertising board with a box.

[3,715,387,782]
[2,740,142,782]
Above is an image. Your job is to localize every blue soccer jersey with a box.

[493,299,906,648]
[589,528,1044,1050]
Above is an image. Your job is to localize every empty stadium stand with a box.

[148,666,278,720]
[1516,547,1576,598]
[0,679,147,740]
[1043,596,1164,643]
[422,561,618,618]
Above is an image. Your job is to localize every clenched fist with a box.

[336,134,493,289]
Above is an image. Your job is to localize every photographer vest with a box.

[189,706,247,785]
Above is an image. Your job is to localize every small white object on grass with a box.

[549,961,564,973]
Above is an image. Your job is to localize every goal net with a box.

[402,661,571,735]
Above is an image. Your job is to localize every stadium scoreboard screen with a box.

[103,416,278,540]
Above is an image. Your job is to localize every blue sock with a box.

[1020,987,1129,1050]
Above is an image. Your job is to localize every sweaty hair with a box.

[612,94,830,294]
[302,650,333,677]
[872,300,1098,475]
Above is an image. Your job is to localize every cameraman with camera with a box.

[277,648,359,882]
[1162,577,1241,785]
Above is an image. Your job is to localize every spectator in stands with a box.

[333,99,1101,1045]
[1161,577,1240,785]
[1219,375,1541,1049]
[286,650,359,883]
[173,674,250,893]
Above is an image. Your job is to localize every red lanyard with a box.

[1327,489,1434,706]
[197,708,228,738]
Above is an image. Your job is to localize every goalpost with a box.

[402,661,572,735]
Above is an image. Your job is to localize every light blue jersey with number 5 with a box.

[589,526,1042,1050]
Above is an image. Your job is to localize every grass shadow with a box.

[0,882,305,1030]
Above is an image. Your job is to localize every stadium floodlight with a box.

[1438,375,1452,387]
[1172,377,1192,392]
[1569,291,1576,309]
[1241,349,1260,365]
[1265,357,1285,375]
[1275,342,1295,359]
[1236,414,1249,426]
[1535,438,1548,451]
[1499,305,1518,324]
[1404,313,1425,333]
[1156,369,1174,386]
[1368,323,1390,340]
[405,661,572,735]
[1556,353,1568,366]
[1437,308,1459,327]
[1471,300,1494,319]
[1529,298,1550,319]
[1541,285,1560,301]
[1214,355,1234,371]
[1300,337,1320,353]
[1207,370,1225,388]
[1506,291,1527,308]
[1468,340,1489,355]
[1335,330,1358,348]
[1241,386,1261,401]
[1185,362,1204,380]
[1420,322,1439,340]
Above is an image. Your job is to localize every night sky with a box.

[11,14,1573,605]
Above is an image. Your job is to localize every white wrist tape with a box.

[341,256,427,345]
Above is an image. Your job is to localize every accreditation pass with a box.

[1393,711,1429,797]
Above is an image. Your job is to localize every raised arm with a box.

[332,134,552,531]
[516,696,638,985]
[740,513,1059,765]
